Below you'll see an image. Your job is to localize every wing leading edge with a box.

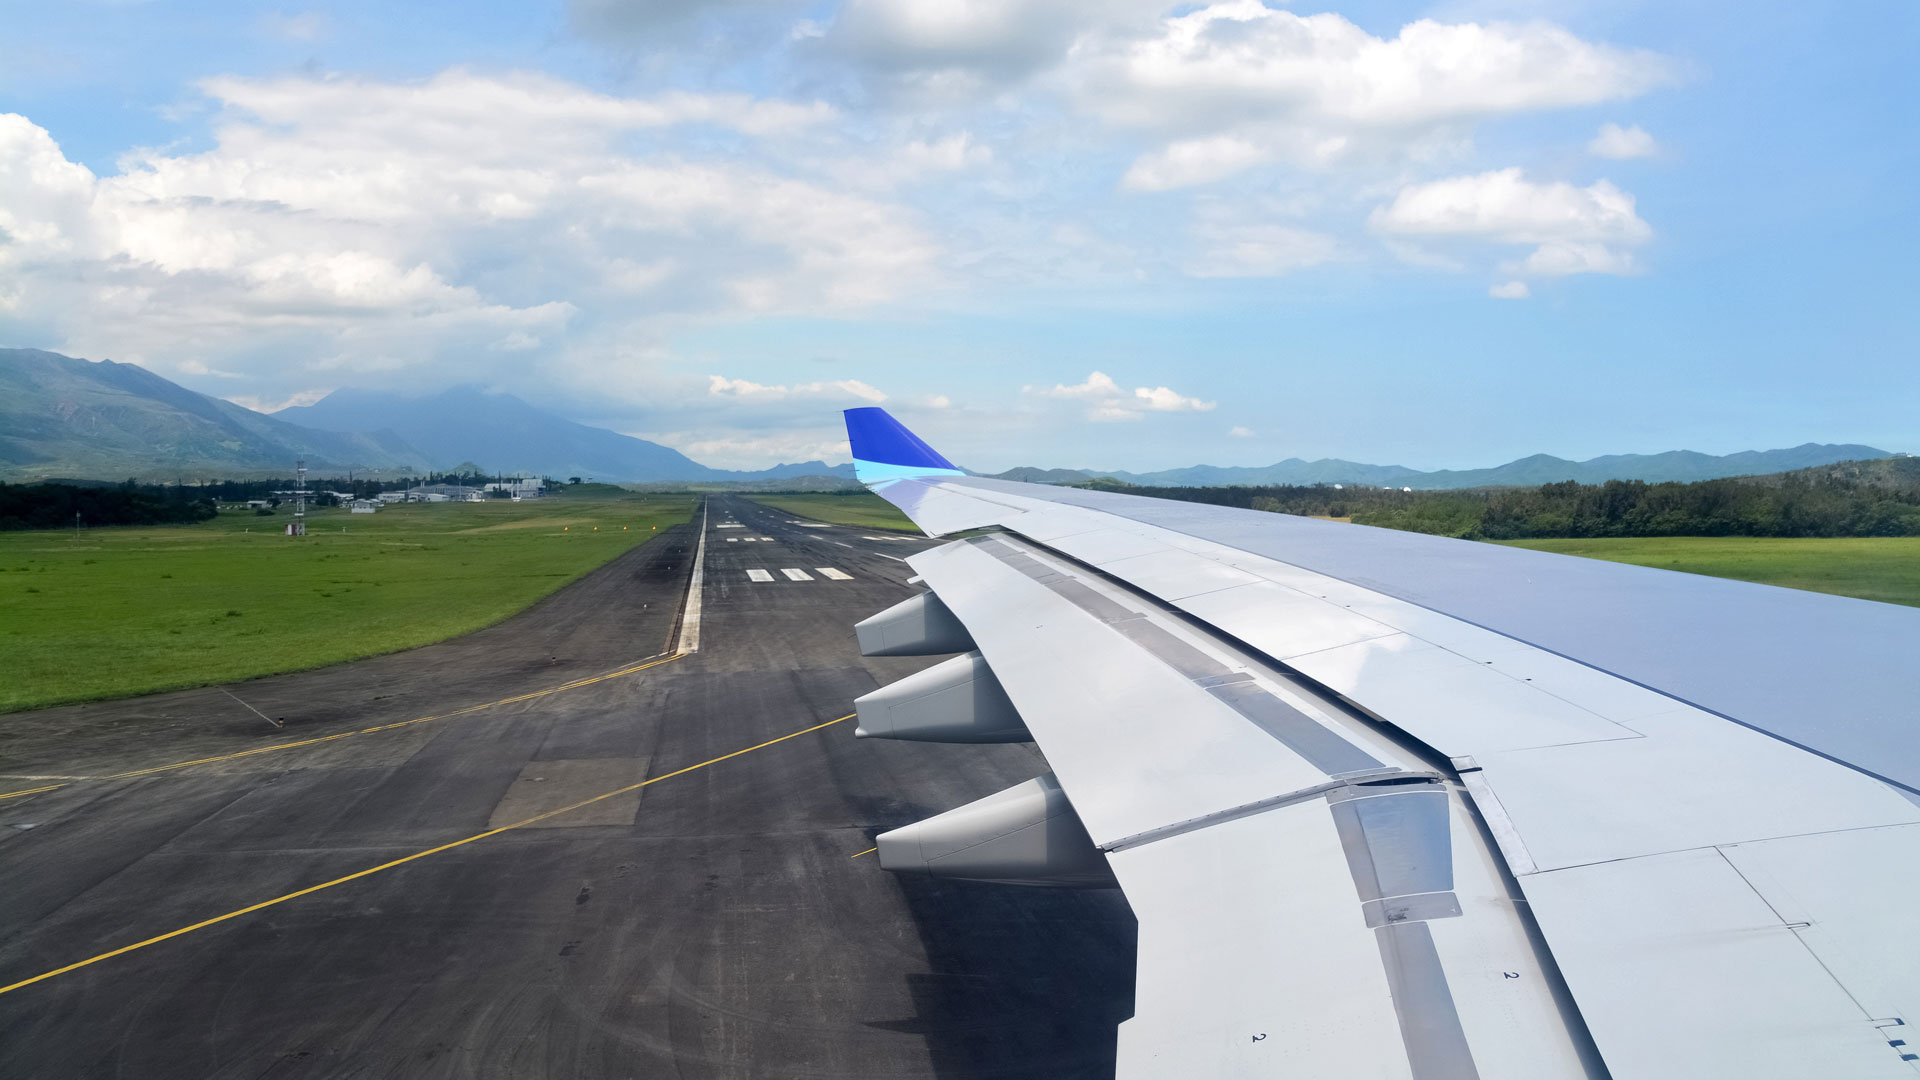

[842,408,1920,1079]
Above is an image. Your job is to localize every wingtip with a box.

[843,406,964,483]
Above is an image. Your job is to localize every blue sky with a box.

[2,0,1914,471]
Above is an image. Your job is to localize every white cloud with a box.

[708,375,888,402]
[900,132,994,172]
[1228,425,1254,438]
[1071,3,1668,183]
[1076,6,1668,130]
[225,388,332,413]
[0,72,935,400]
[1037,370,1122,398]
[1135,384,1213,412]
[1515,241,1639,277]
[1370,168,1651,277]
[1029,370,1214,421]
[827,131,996,190]
[177,358,241,377]
[1589,122,1658,159]
[1489,280,1530,299]
[1122,135,1269,192]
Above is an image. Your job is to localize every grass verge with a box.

[0,492,697,712]
[1495,536,1920,608]
[744,492,920,532]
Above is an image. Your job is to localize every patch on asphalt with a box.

[487,758,651,829]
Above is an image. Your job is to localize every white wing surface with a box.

[841,408,1920,1079]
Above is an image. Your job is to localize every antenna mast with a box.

[292,459,307,537]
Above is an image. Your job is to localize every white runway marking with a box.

[757,537,773,541]
[780,568,814,581]
[815,567,852,580]
[675,501,709,654]
[716,524,745,529]
[726,537,739,542]
[746,569,774,582]
[875,553,907,562]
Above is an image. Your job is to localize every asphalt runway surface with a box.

[0,495,1137,1079]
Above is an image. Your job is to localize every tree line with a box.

[0,481,218,530]
[1082,458,1920,539]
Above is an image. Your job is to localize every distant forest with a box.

[0,481,218,531]
[1083,457,1920,539]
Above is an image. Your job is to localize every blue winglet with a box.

[844,407,965,484]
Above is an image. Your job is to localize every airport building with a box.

[483,478,544,499]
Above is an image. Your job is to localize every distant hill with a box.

[0,348,419,480]
[278,387,854,483]
[1750,454,1920,493]
[0,350,856,483]
[277,386,722,483]
[990,444,1898,490]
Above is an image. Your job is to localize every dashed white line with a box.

[726,537,739,542]
[746,569,774,582]
[815,567,852,580]
[780,568,814,581]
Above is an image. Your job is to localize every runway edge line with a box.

[674,497,708,656]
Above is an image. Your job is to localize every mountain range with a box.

[987,444,1900,490]
[0,349,850,483]
[0,348,1898,487]
[274,386,852,483]
[1,349,419,480]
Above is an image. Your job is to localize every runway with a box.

[0,495,1136,1079]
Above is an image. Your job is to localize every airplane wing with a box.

[841,407,1920,1080]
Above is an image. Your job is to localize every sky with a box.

[2,1,1915,472]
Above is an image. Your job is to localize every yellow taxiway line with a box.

[0,712,854,996]
[0,652,686,802]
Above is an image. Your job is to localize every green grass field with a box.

[0,492,696,712]
[745,492,920,532]
[1496,536,1920,608]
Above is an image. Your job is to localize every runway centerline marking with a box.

[0,653,686,802]
[0,713,856,997]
